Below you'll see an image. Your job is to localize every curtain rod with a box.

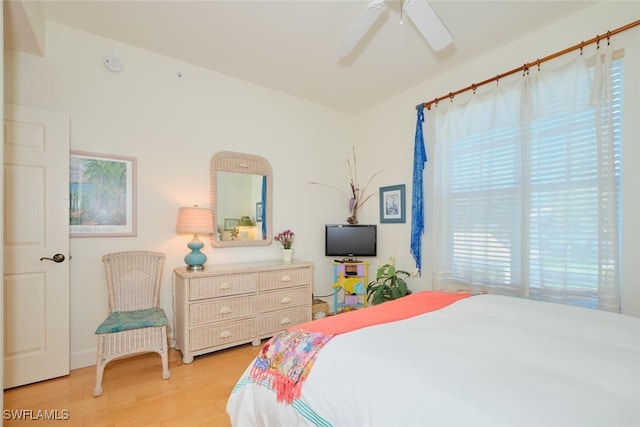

[418,20,640,111]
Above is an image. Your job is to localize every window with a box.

[432,53,622,311]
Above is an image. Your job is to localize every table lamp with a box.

[176,205,214,271]
[237,215,255,240]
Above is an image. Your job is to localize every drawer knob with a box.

[281,317,291,325]
[220,330,232,338]
[280,296,291,304]
[280,275,292,282]
[219,306,232,314]
[219,283,232,290]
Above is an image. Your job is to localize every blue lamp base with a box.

[184,234,207,271]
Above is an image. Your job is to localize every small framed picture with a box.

[224,218,239,230]
[379,184,406,224]
[70,151,137,237]
[256,202,263,222]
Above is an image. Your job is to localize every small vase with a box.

[281,248,293,263]
[347,207,358,224]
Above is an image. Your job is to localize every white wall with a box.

[4,22,359,368]
[4,1,639,370]
[357,1,640,316]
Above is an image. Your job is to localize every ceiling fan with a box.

[335,0,454,58]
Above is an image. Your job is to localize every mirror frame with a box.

[210,151,273,247]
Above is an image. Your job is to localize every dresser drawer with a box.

[258,307,311,336]
[190,295,257,326]
[258,286,311,313]
[258,268,311,291]
[189,274,257,300]
[189,318,257,351]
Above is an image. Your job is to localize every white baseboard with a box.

[70,349,96,370]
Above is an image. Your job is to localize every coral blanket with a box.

[249,291,473,403]
[299,290,473,336]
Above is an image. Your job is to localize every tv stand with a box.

[332,261,369,315]
[334,256,360,263]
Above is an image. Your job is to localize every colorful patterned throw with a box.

[249,329,334,403]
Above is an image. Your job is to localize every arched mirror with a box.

[210,151,273,247]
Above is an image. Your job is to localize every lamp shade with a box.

[176,206,214,234]
[237,215,255,227]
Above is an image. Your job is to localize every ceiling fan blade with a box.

[335,0,386,58]
[403,0,453,51]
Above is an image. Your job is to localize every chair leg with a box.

[161,326,171,380]
[94,327,170,395]
[93,335,106,397]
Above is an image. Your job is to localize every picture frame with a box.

[256,202,263,222]
[379,184,406,224]
[224,218,239,230]
[70,151,137,237]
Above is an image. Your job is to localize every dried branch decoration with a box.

[310,147,382,224]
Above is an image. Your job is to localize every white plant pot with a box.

[281,248,293,263]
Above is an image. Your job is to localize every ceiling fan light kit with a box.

[335,0,453,58]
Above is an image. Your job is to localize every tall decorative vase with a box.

[347,198,358,224]
[281,248,293,263]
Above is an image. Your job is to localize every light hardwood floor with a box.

[3,344,262,427]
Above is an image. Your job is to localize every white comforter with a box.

[227,294,640,427]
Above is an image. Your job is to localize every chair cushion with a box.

[95,307,167,334]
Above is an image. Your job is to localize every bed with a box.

[227,291,640,427]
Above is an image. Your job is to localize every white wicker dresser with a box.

[173,259,313,364]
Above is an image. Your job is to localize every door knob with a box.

[40,253,65,263]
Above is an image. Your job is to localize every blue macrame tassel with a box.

[261,176,267,239]
[411,105,427,273]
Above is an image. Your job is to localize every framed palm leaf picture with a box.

[69,151,137,237]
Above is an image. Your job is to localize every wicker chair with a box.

[93,251,171,397]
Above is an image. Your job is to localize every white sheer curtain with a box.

[429,47,621,312]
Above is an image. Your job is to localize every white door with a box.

[3,104,70,388]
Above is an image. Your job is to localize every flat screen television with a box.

[325,224,377,260]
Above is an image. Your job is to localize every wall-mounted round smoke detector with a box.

[104,56,124,73]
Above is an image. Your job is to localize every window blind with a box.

[432,56,622,310]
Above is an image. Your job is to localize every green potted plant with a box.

[366,257,414,305]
